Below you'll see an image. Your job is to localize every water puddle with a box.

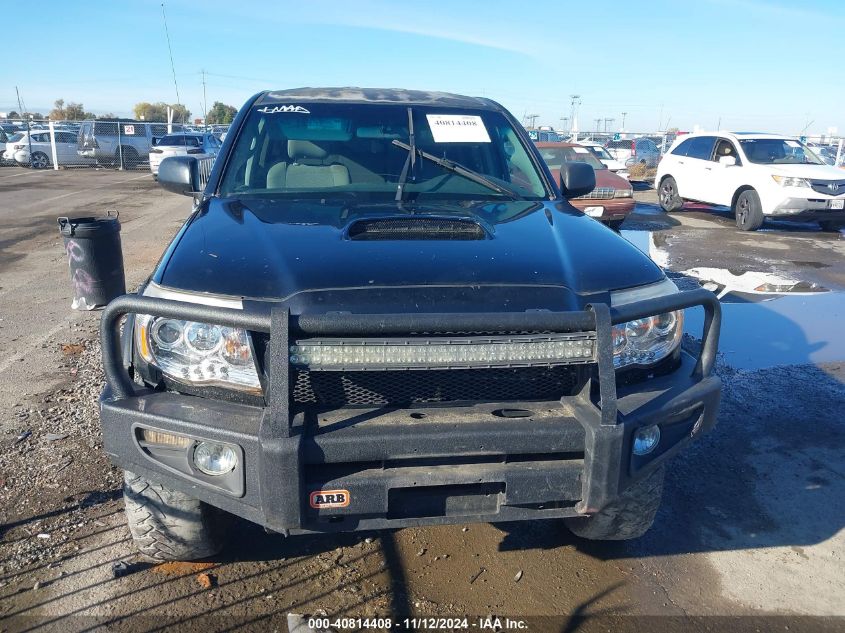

[683,267,829,299]
[621,229,670,267]
[620,229,842,369]
[685,292,844,369]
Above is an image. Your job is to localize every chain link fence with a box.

[0,119,230,172]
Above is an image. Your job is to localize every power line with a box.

[161,3,181,118]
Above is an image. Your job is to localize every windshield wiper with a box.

[392,139,523,201]
[395,107,417,202]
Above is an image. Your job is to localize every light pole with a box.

[569,94,581,134]
[621,112,627,130]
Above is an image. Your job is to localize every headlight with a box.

[136,315,261,393]
[611,311,683,368]
[772,175,811,188]
[614,188,633,198]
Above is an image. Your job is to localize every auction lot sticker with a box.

[427,114,491,143]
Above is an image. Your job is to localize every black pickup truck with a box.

[99,88,721,561]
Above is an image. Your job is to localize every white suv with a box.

[655,132,845,231]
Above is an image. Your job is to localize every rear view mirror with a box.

[719,155,737,167]
[158,156,200,196]
[559,161,596,199]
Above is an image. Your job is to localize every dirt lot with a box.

[1,168,843,632]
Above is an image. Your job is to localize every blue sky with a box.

[2,0,843,134]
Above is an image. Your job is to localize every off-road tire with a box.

[123,471,225,561]
[658,177,683,212]
[734,189,764,231]
[564,466,664,540]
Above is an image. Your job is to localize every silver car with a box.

[149,133,221,178]
[605,138,662,168]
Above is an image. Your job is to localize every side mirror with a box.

[158,155,200,196]
[559,161,596,199]
[718,155,737,167]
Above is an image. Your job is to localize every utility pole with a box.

[559,117,569,135]
[201,69,208,129]
[569,95,581,132]
[15,87,32,160]
[594,118,602,134]
[621,112,627,130]
[526,114,539,129]
[604,118,615,133]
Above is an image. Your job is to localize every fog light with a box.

[193,442,238,476]
[140,428,191,448]
[632,425,661,455]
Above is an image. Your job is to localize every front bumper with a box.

[770,194,845,220]
[99,290,721,534]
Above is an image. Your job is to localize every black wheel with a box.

[819,220,843,232]
[734,189,764,231]
[658,176,683,212]
[605,219,625,232]
[117,146,139,169]
[564,466,664,540]
[30,151,49,169]
[123,471,226,561]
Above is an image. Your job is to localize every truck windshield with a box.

[218,103,548,201]
[739,139,824,165]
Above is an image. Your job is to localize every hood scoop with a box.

[347,217,487,241]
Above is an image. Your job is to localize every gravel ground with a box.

[1,170,843,632]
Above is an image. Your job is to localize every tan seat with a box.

[267,140,350,189]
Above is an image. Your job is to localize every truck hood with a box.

[156,197,664,314]
[768,164,845,180]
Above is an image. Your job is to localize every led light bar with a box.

[289,334,596,371]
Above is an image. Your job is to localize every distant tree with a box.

[24,112,45,120]
[97,112,117,119]
[7,110,19,119]
[133,101,191,122]
[50,98,65,120]
[206,101,238,125]
[61,102,96,120]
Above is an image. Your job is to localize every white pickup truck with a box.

[655,132,845,231]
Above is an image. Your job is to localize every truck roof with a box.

[256,87,499,110]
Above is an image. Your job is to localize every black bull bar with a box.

[99,288,721,532]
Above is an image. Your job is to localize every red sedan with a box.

[536,142,635,230]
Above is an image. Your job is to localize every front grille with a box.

[292,366,581,409]
[810,180,845,196]
[575,187,615,200]
[347,217,486,240]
